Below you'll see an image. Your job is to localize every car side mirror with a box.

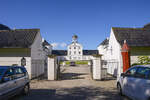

[121,73,125,77]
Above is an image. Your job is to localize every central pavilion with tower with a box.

[67,35,83,60]
[52,35,98,61]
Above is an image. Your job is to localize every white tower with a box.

[67,35,83,60]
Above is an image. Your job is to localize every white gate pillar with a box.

[47,57,57,80]
[92,56,102,80]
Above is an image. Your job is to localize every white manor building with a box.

[67,35,83,60]
[52,35,98,61]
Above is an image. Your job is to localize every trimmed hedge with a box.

[131,63,150,66]
[60,61,88,65]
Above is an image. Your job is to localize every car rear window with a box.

[0,69,5,76]
[136,67,150,79]
[14,67,24,74]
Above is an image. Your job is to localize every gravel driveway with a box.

[12,65,129,100]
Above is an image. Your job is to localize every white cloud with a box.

[51,42,67,49]
[60,42,67,48]
[51,43,59,49]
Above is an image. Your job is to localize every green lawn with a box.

[60,61,88,65]
[75,61,88,65]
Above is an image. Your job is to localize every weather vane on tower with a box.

[72,35,78,43]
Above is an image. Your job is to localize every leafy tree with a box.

[138,56,150,64]
[132,56,150,66]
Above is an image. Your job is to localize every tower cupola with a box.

[72,35,78,43]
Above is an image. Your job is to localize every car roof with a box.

[0,66,11,69]
[133,65,150,68]
[0,66,24,69]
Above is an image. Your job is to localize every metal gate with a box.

[106,60,118,77]
[31,59,45,79]
[90,60,93,79]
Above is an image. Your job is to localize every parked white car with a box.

[117,65,150,100]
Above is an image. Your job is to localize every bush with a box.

[131,63,141,66]
[131,56,150,66]
[138,56,150,64]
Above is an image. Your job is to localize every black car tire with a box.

[22,84,30,95]
[117,83,123,96]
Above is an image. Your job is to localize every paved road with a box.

[12,65,129,100]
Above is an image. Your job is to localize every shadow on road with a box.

[13,86,129,100]
[60,73,87,80]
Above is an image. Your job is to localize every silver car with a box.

[117,65,150,100]
[0,66,30,100]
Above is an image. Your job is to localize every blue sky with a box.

[0,0,150,49]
